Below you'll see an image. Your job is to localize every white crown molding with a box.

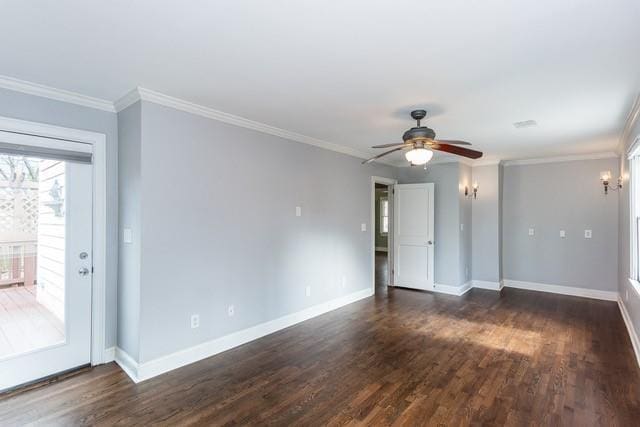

[0,74,115,112]
[620,93,640,154]
[502,152,618,166]
[114,87,392,164]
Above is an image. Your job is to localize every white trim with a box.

[371,176,397,293]
[115,348,140,383]
[502,279,618,301]
[115,288,373,383]
[434,282,472,296]
[621,94,640,156]
[502,152,618,166]
[471,280,504,291]
[104,347,116,363]
[0,74,115,112]
[618,298,640,368]
[375,246,388,252]
[116,87,387,163]
[0,116,108,365]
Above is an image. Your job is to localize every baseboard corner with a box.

[115,347,141,383]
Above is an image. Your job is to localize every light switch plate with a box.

[361,223,367,232]
[584,229,592,239]
[305,286,311,297]
[460,223,464,231]
[528,228,535,236]
[295,206,301,217]
[560,230,566,238]
[123,228,133,244]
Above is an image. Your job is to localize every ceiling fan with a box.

[362,110,483,165]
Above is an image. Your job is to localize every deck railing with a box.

[0,240,36,287]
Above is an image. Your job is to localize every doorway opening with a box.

[371,176,396,295]
[375,183,390,293]
[0,155,67,359]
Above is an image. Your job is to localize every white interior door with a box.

[0,132,93,391]
[393,183,434,290]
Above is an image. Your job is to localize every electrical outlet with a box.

[295,206,301,217]
[227,305,235,317]
[559,230,566,238]
[341,276,346,288]
[460,223,464,231]
[305,286,311,297]
[123,228,133,244]
[584,229,592,239]
[361,223,367,232]
[190,314,200,329]
[528,228,535,236]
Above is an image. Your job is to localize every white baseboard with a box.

[502,279,618,301]
[433,282,472,296]
[114,288,373,383]
[471,280,503,291]
[115,347,141,383]
[103,346,116,363]
[618,298,640,369]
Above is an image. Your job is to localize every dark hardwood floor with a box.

[1,286,639,426]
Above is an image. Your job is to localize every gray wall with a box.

[502,158,619,291]
[117,102,141,359]
[0,88,119,349]
[619,112,640,336]
[459,163,472,284]
[396,163,463,286]
[123,101,396,362]
[471,165,501,283]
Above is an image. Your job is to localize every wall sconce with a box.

[600,171,622,195]
[464,182,479,199]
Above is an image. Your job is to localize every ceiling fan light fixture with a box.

[405,148,433,165]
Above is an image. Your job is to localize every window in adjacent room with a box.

[380,198,389,234]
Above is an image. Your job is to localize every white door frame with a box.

[371,176,397,293]
[0,115,108,366]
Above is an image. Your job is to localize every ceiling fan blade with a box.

[432,143,483,159]
[371,142,410,149]
[434,139,472,146]
[362,146,405,164]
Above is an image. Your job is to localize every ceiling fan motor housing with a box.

[402,126,436,143]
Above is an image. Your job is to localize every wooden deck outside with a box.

[0,285,64,359]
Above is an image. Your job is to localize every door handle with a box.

[78,267,90,277]
[427,241,433,245]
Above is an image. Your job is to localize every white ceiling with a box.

[1,0,639,164]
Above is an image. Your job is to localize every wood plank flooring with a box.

[0,285,64,358]
[1,287,640,426]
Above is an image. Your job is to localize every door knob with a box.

[428,241,433,245]
[78,267,90,276]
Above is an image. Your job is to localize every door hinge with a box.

[91,266,94,274]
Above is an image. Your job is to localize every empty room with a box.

[1,1,640,425]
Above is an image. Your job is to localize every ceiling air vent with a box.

[513,120,537,129]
